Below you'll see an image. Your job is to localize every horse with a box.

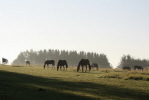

[57,60,68,71]
[122,66,131,71]
[91,63,99,70]
[134,65,143,71]
[77,59,91,72]
[43,60,55,69]
[2,58,8,64]
[26,60,30,66]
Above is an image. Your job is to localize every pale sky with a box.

[0,0,149,67]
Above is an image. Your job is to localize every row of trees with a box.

[12,49,111,68]
[118,55,149,68]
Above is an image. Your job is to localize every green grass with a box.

[0,65,149,100]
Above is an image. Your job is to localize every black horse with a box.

[57,60,68,71]
[26,60,30,66]
[91,63,99,70]
[44,60,55,69]
[122,66,131,71]
[77,59,91,72]
[134,65,143,71]
[2,58,8,64]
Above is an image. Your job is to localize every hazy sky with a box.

[0,0,149,67]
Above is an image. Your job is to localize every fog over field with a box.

[0,0,149,67]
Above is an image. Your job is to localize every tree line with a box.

[12,49,111,68]
[118,55,149,68]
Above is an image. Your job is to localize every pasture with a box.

[0,65,149,100]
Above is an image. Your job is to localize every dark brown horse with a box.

[57,60,68,71]
[44,60,55,69]
[122,66,131,71]
[26,60,30,66]
[134,65,143,71]
[91,63,99,70]
[2,58,8,64]
[77,59,91,72]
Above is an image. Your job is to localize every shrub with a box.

[142,76,149,81]
[124,74,143,80]
[102,73,121,79]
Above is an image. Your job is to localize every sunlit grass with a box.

[0,65,149,100]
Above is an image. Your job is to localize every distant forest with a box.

[118,55,149,68]
[12,49,111,68]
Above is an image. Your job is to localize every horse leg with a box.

[60,66,62,71]
[77,66,80,72]
[52,64,55,69]
[44,64,46,69]
[57,66,59,71]
[63,66,65,71]
[85,65,87,72]
[82,66,83,72]
[89,66,91,72]
[96,67,97,70]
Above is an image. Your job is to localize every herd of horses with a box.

[122,66,144,71]
[44,59,93,72]
[43,59,100,72]
[1,58,98,72]
[1,58,145,72]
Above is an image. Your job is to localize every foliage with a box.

[12,49,111,68]
[118,55,149,69]
[100,69,149,81]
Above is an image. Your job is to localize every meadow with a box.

[0,65,149,100]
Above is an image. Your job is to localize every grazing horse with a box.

[91,63,99,70]
[122,66,131,71]
[44,60,55,69]
[57,60,68,71]
[2,58,8,64]
[26,60,30,66]
[77,59,91,72]
[134,66,143,71]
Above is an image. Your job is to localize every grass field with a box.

[0,65,149,100]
